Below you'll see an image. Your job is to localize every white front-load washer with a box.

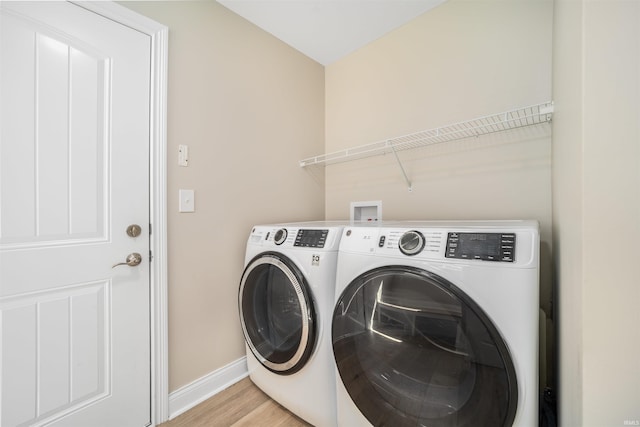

[332,221,539,427]
[239,222,345,427]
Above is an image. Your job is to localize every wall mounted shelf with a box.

[300,101,553,166]
[299,101,553,191]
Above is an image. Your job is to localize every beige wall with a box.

[325,0,554,385]
[552,0,584,423]
[121,1,325,392]
[554,0,640,425]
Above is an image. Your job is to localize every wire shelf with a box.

[299,101,554,167]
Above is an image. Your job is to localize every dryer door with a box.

[332,266,518,427]
[239,252,316,375]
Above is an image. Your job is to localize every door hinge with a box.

[149,250,153,262]
[149,223,152,235]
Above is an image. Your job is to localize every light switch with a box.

[179,189,195,212]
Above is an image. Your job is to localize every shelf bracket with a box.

[390,144,412,192]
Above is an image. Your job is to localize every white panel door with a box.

[0,2,151,426]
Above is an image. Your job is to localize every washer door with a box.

[239,252,316,375]
[332,266,518,427]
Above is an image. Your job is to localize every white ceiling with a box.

[215,0,447,65]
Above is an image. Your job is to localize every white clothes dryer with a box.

[239,222,345,427]
[332,221,539,427]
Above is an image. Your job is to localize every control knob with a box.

[273,228,288,245]
[399,230,425,256]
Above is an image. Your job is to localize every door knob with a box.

[112,252,142,268]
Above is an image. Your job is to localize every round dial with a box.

[273,228,288,245]
[398,230,425,256]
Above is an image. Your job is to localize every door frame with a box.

[71,1,169,424]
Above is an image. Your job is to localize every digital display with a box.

[294,229,328,248]
[459,233,500,257]
[446,232,515,262]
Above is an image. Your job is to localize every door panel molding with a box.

[1,280,111,426]
[0,22,110,248]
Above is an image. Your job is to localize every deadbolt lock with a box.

[126,224,142,238]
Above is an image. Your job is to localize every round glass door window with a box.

[332,266,518,426]
[239,253,316,375]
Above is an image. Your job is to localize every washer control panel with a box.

[294,229,329,248]
[446,232,516,262]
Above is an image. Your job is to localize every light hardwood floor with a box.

[159,377,312,427]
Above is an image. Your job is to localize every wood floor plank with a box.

[200,380,270,426]
[160,377,312,427]
[231,399,309,427]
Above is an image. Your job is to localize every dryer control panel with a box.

[446,232,515,262]
[294,229,329,248]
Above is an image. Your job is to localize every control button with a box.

[499,233,516,262]
[378,236,386,247]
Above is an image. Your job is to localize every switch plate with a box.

[179,189,195,212]
[178,144,189,167]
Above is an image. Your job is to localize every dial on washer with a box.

[274,228,288,245]
[398,230,425,256]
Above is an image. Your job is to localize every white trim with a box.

[146,15,170,427]
[72,2,170,425]
[168,357,249,420]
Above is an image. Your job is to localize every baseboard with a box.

[168,356,249,420]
